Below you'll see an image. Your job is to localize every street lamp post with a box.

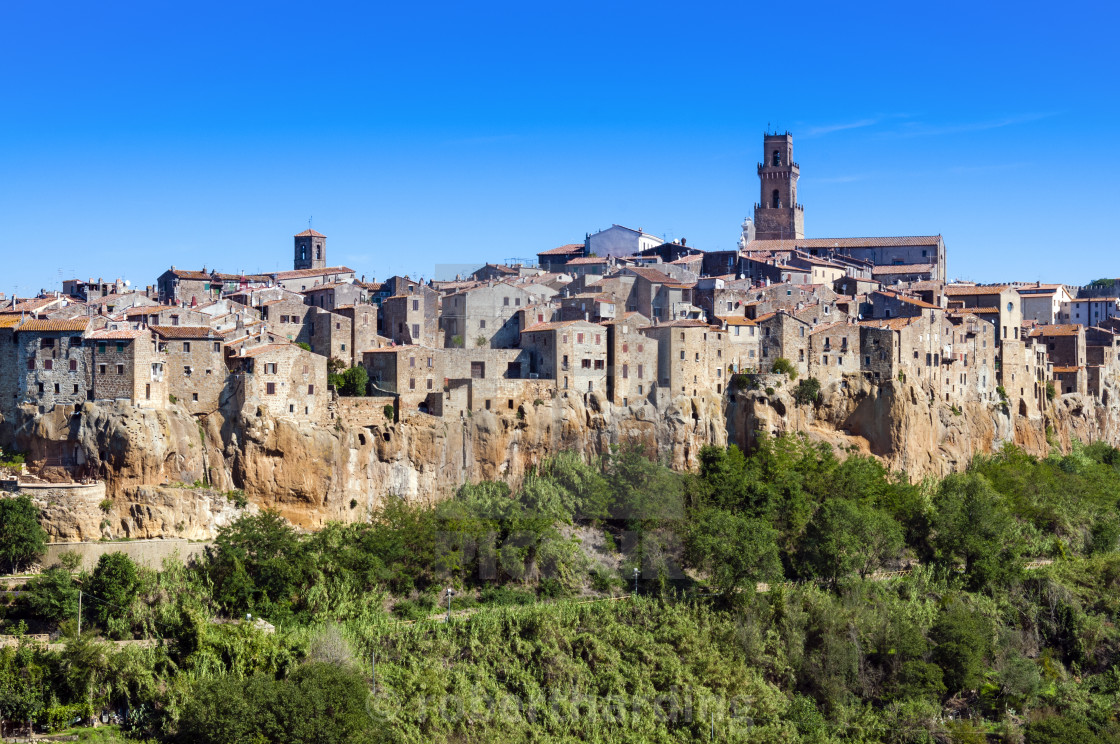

[445,588,455,622]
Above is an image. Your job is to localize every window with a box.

[594,359,604,370]
[503,297,509,306]
[99,364,106,374]
[97,342,106,354]
[427,378,433,390]
[411,324,419,338]
[53,383,60,394]
[637,343,643,352]
[214,342,221,352]
[427,357,433,367]
[409,356,415,368]
[193,393,199,401]
[409,378,416,390]
[515,298,521,306]
[116,364,124,375]
[771,189,780,208]
[266,382,276,394]
[170,315,179,326]
[308,385,314,394]
[772,150,781,166]
[264,363,277,374]
[595,334,601,345]
[582,359,591,369]
[622,364,629,379]
[69,359,77,371]
[680,350,685,360]
[183,342,191,352]
[75,384,80,394]
[479,320,486,329]
[637,364,644,378]
[412,299,419,311]
[623,343,628,353]
[44,359,53,371]
[577,333,584,343]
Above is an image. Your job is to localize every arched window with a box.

[771,189,780,208]
[772,150,781,166]
[316,246,322,260]
[300,246,306,260]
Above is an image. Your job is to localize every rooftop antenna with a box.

[308,216,313,232]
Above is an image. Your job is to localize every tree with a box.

[206,510,311,616]
[793,377,821,405]
[87,552,139,630]
[23,566,80,625]
[771,357,798,380]
[686,507,782,596]
[0,495,47,572]
[929,473,1024,590]
[930,599,994,695]
[798,499,904,580]
[337,365,368,397]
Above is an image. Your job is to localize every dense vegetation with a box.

[3,436,1120,742]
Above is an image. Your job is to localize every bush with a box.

[771,357,798,380]
[793,377,821,405]
[1046,381,1056,401]
[0,495,47,572]
[333,366,368,397]
[88,552,139,633]
[383,404,395,421]
[295,342,311,351]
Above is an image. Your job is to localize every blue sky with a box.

[3,0,1117,296]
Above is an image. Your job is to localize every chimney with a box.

[680,238,686,246]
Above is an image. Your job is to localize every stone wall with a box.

[42,538,209,571]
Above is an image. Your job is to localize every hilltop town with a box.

[2,132,1118,523]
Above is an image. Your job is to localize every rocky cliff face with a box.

[9,375,1120,540]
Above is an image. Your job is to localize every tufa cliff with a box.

[7,374,1120,540]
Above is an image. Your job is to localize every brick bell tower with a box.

[753,132,805,241]
[293,229,326,270]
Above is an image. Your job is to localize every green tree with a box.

[206,510,311,617]
[930,598,994,695]
[23,566,80,626]
[0,495,47,572]
[337,365,368,397]
[929,473,1024,590]
[771,357,798,380]
[686,507,782,596]
[798,498,904,579]
[87,552,139,632]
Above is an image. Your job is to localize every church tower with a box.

[293,229,326,270]
[753,132,804,241]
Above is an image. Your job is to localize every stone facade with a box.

[88,329,167,409]
[14,318,93,410]
[293,229,327,271]
[520,320,608,392]
[639,320,729,397]
[382,285,440,347]
[441,282,534,349]
[363,346,444,409]
[151,326,228,414]
[230,343,327,421]
[603,313,658,405]
[258,293,314,345]
[309,307,353,366]
[753,133,805,241]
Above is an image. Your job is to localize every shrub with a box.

[996,385,1008,402]
[452,335,464,348]
[226,489,248,508]
[88,552,140,631]
[0,495,47,572]
[295,342,311,351]
[383,404,395,421]
[793,377,821,405]
[98,498,114,513]
[765,386,775,396]
[475,335,488,348]
[1046,381,1056,401]
[771,357,797,380]
[168,393,178,404]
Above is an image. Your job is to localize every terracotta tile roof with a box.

[149,325,218,339]
[717,316,757,326]
[566,256,609,265]
[872,263,935,275]
[624,267,674,284]
[1030,324,1083,337]
[521,320,596,333]
[641,319,712,329]
[943,285,1011,296]
[363,344,422,353]
[0,315,24,329]
[947,306,999,315]
[167,269,213,281]
[1053,366,1082,373]
[88,328,148,340]
[876,290,941,309]
[669,254,702,265]
[17,318,91,333]
[294,229,326,237]
[3,297,59,313]
[272,266,355,280]
[810,321,851,335]
[745,236,942,251]
[859,317,920,331]
[538,243,586,256]
[124,305,174,316]
[239,343,294,358]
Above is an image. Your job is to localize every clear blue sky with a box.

[4,0,1118,296]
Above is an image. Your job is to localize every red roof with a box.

[17,318,91,333]
[538,243,586,256]
[294,229,326,237]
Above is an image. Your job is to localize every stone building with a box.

[943,285,1022,343]
[1029,325,1087,395]
[586,225,662,259]
[753,132,805,241]
[308,307,353,367]
[1086,327,1120,398]
[602,313,658,406]
[362,346,444,410]
[381,285,440,347]
[293,229,327,271]
[719,317,759,372]
[123,304,210,329]
[639,319,729,397]
[743,235,947,283]
[0,315,22,424]
[1017,284,1072,324]
[157,268,220,306]
[150,326,228,414]
[757,311,813,376]
[87,329,166,409]
[14,318,93,410]
[519,319,608,392]
[537,243,588,273]
[999,335,1048,415]
[258,292,314,346]
[334,304,380,360]
[945,312,999,405]
[808,321,862,381]
[229,343,327,421]
[441,282,535,349]
[270,266,356,293]
[301,282,369,310]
